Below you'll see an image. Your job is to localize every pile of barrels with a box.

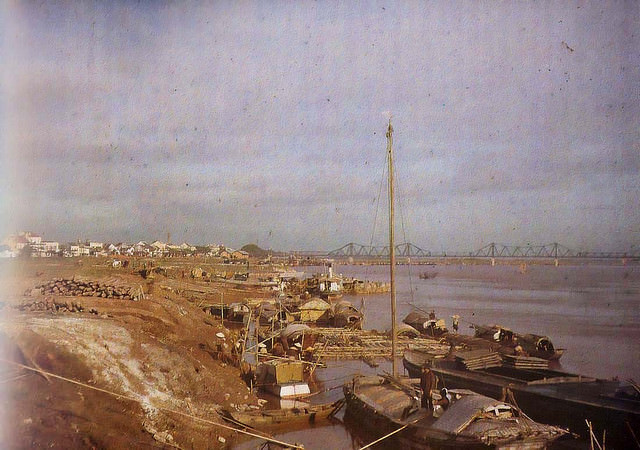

[32,278,144,301]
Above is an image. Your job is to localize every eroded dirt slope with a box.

[0,259,259,449]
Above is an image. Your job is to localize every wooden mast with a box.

[387,118,397,377]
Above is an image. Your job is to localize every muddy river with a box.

[236,262,640,449]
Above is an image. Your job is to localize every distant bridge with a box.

[326,242,431,258]
[473,242,639,259]
[473,243,573,258]
[310,242,639,259]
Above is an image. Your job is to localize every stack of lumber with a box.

[32,278,143,301]
[502,354,549,369]
[309,328,450,360]
[455,349,502,370]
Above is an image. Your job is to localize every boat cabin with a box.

[256,360,311,398]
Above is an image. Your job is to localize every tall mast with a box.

[387,118,397,377]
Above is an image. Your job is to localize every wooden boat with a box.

[298,298,332,323]
[418,271,438,279]
[396,323,421,338]
[472,324,564,361]
[330,299,363,329]
[403,348,640,448]
[218,277,280,289]
[344,375,568,449]
[222,399,343,429]
[257,302,295,326]
[204,302,250,323]
[403,311,448,337]
[303,270,344,298]
[256,360,311,398]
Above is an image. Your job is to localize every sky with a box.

[2,1,638,253]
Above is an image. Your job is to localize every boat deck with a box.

[346,375,431,424]
[345,375,568,449]
[403,351,640,446]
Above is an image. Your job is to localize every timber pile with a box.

[30,278,144,301]
[455,349,502,370]
[309,328,450,360]
[17,297,90,313]
[502,354,549,370]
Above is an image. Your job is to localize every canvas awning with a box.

[299,298,331,311]
[280,323,312,339]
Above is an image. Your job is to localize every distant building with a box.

[133,241,153,256]
[3,232,38,251]
[116,243,131,255]
[151,240,167,251]
[2,232,61,257]
[44,241,59,252]
[180,242,196,252]
[106,243,119,254]
[35,241,60,256]
[231,250,250,260]
[24,232,42,245]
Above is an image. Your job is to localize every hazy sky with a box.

[2,1,638,252]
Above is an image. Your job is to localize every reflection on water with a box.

[232,263,640,449]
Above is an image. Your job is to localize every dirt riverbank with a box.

[0,258,272,449]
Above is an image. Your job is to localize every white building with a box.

[25,233,42,245]
[43,241,60,253]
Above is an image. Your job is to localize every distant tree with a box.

[240,243,268,258]
[19,244,33,258]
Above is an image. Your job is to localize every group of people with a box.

[420,365,452,417]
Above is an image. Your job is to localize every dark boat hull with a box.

[472,325,564,361]
[343,382,487,449]
[403,354,640,448]
[344,376,564,449]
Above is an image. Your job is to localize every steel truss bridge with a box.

[320,242,639,259]
[327,242,431,258]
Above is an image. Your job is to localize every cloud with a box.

[3,1,639,251]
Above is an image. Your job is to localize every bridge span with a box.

[290,242,639,260]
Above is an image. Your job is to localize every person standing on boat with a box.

[420,365,436,410]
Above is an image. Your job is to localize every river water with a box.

[235,262,640,449]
